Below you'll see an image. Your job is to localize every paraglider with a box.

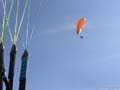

[76,18,86,38]
[80,35,83,39]
[0,0,37,90]
[8,0,29,89]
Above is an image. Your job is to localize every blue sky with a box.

[1,0,120,90]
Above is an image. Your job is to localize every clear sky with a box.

[1,0,120,90]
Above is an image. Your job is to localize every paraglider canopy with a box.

[76,18,86,35]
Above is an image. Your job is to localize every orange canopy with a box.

[76,18,86,35]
